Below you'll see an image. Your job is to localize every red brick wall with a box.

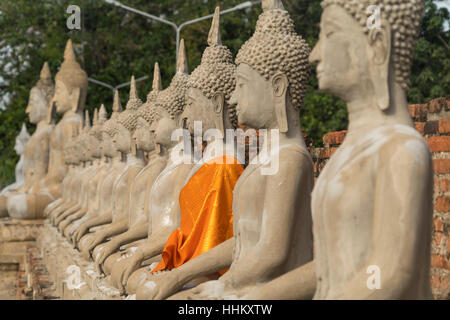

[309,96,450,300]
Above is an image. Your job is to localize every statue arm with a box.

[334,141,433,299]
[171,238,234,284]
[109,223,149,249]
[94,217,129,239]
[83,210,113,229]
[228,154,310,288]
[243,260,316,299]
[137,226,177,262]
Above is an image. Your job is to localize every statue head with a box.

[70,125,84,165]
[87,106,106,159]
[151,39,189,149]
[26,62,55,124]
[183,7,237,136]
[310,0,424,110]
[102,90,123,158]
[63,126,77,165]
[14,123,30,155]
[52,39,88,115]
[79,110,92,162]
[231,0,310,132]
[134,63,162,153]
[111,76,142,154]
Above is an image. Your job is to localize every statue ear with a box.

[46,101,56,125]
[130,134,137,155]
[271,72,289,133]
[212,92,225,136]
[368,20,391,111]
[70,87,81,113]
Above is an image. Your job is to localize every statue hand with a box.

[86,231,107,259]
[188,279,229,300]
[120,250,144,293]
[135,269,182,300]
[57,218,67,232]
[95,240,120,274]
[73,223,89,245]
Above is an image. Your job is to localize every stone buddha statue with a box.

[92,63,170,275]
[62,105,110,240]
[79,76,146,261]
[0,124,30,197]
[48,111,91,226]
[7,39,87,219]
[53,110,97,229]
[246,0,433,300]
[134,7,245,299]
[107,40,195,294]
[44,125,82,221]
[0,62,54,218]
[57,108,106,237]
[136,0,314,300]
[73,91,126,249]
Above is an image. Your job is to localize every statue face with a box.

[309,5,369,100]
[14,138,25,155]
[88,134,102,159]
[26,87,48,124]
[231,63,276,129]
[79,137,90,162]
[102,132,117,158]
[133,119,154,152]
[112,123,132,154]
[151,113,177,148]
[52,80,75,114]
[183,88,216,135]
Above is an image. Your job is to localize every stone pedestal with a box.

[37,221,123,300]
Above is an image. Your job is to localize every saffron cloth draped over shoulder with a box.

[152,155,243,273]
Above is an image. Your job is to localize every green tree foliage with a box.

[0,0,448,188]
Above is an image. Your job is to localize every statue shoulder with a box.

[277,145,314,171]
[380,133,432,172]
[61,115,83,139]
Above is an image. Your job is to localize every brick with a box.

[319,147,338,159]
[323,130,347,147]
[427,136,450,152]
[408,104,428,121]
[433,231,444,247]
[433,231,445,248]
[431,254,446,268]
[415,122,426,135]
[438,119,450,134]
[424,120,439,135]
[435,196,450,213]
[434,159,450,174]
[429,98,443,113]
[433,217,444,232]
[430,274,440,288]
[435,178,450,193]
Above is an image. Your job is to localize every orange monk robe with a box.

[151,155,243,274]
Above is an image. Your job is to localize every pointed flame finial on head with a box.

[177,39,188,74]
[152,63,162,91]
[129,75,138,100]
[63,39,77,62]
[113,89,122,113]
[262,0,284,11]
[84,110,91,131]
[40,62,51,80]
[208,7,222,46]
[18,123,30,143]
[99,104,107,123]
[93,108,99,125]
